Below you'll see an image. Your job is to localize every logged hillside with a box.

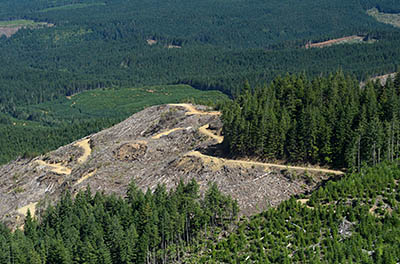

[1,162,399,263]
[0,104,342,229]
[0,84,228,165]
[0,104,399,263]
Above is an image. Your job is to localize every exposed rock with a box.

[339,218,355,238]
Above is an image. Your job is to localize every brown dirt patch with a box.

[167,45,181,49]
[0,22,53,38]
[17,202,37,217]
[147,39,157,45]
[75,169,97,185]
[168,103,221,116]
[74,139,92,164]
[114,141,147,161]
[35,160,72,175]
[152,128,186,139]
[297,198,314,209]
[198,124,223,143]
[0,27,21,37]
[368,8,400,28]
[305,35,364,49]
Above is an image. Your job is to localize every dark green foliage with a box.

[0,0,400,112]
[0,118,117,164]
[184,163,400,263]
[222,72,400,169]
[2,0,400,166]
[0,180,237,264]
[0,84,228,165]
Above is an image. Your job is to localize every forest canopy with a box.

[221,72,400,169]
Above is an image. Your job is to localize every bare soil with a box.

[368,8,400,28]
[0,27,21,37]
[0,22,53,38]
[198,124,223,143]
[0,104,342,228]
[305,35,365,49]
[74,139,92,164]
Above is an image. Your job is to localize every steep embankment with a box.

[0,104,342,228]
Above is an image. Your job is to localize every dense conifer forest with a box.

[0,180,238,263]
[222,72,400,169]
[2,0,400,164]
[0,0,400,112]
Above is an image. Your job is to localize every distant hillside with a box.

[1,0,400,113]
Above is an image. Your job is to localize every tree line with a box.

[0,118,118,164]
[0,180,237,264]
[222,71,400,169]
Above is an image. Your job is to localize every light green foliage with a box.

[23,84,228,120]
[184,163,400,263]
[0,20,37,27]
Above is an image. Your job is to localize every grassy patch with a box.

[40,3,106,12]
[367,8,400,28]
[22,84,229,121]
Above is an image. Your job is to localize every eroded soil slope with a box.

[0,104,341,228]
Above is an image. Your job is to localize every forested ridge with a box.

[222,71,400,169]
[2,0,400,165]
[1,0,400,113]
[0,118,118,163]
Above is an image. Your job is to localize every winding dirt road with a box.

[198,124,223,143]
[185,151,344,175]
[75,169,97,186]
[169,104,344,175]
[169,103,221,116]
[20,104,344,218]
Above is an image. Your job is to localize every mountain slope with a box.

[0,104,341,228]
